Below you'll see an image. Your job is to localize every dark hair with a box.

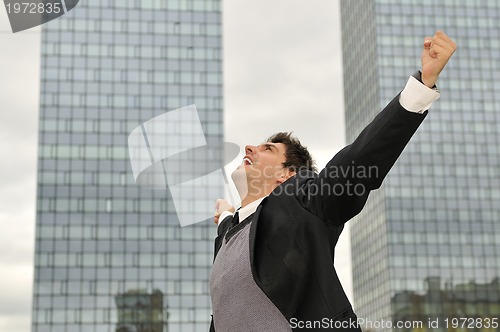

[267,132,317,173]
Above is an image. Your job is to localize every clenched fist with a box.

[421,31,457,88]
[214,199,235,225]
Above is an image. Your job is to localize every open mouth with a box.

[243,157,253,165]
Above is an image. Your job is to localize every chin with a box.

[231,166,249,199]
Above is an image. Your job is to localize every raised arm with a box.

[299,31,456,225]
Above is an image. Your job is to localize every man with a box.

[209,31,456,331]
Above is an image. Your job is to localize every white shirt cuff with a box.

[399,75,440,114]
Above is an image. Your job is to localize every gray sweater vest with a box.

[210,217,291,332]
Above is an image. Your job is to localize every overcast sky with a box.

[0,1,350,331]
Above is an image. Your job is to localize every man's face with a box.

[232,142,290,197]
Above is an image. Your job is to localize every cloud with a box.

[223,0,345,154]
[0,11,40,332]
[0,265,33,316]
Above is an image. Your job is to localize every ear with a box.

[276,169,296,184]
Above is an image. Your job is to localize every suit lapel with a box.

[212,197,267,277]
[249,197,267,283]
[212,215,233,262]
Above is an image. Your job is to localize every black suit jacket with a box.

[210,93,428,331]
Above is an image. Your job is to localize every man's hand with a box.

[214,199,235,225]
[421,31,457,88]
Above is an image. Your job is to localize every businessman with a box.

[209,31,456,331]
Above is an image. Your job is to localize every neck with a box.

[239,182,278,207]
[233,177,277,208]
[240,193,266,208]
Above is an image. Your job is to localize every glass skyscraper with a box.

[32,1,223,331]
[341,0,500,330]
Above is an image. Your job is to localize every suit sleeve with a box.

[213,215,232,262]
[298,94,428,225]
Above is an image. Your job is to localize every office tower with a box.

[341,0,500,330]
[32,1,223,331]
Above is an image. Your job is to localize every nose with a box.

[245,145,256,155]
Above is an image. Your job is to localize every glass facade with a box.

[341,0,500,330]
[32,1,224,331]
